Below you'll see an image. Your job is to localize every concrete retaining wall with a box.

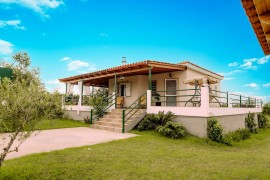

[64,110,90,121]
[174,113,259,137]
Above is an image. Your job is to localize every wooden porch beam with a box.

[149,63,186,71]
[259,12,270,24]
[71,67,150,82]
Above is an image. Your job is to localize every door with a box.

[165,79,177,106]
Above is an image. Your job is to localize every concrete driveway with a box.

[2,127,136,160]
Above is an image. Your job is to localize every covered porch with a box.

[59,60,187,113]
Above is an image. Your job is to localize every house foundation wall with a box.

[174,113,259,137]
[64,110,90,121]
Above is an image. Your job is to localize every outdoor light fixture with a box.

[120,76,125,81]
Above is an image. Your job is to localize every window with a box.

[165,79,177,106]
[118,83,131,97]
[151,80,157,96]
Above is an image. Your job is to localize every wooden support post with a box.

[148,67,152,90]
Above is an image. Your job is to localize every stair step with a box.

[99,118,133,124]
[91,124,122,133]
[91,107,146,133]
[94,121,129,127]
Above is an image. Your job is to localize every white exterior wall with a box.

[108,75,148,107]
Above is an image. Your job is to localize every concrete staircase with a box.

[91,109,146,133]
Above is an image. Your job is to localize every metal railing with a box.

[210,90,262,108]
[209,90,228,107]
[63,95,79,105]
[230,93,257,108]
[90,94,116,124]
[150,89,262,108]
[122,93,147,133]
[151,89,201,107]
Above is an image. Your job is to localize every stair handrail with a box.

[90,93,116,124]
[122,92,147,133]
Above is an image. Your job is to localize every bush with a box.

[262,102,270,115]
[245,112,257,133]
[222,129,251,146]
[258,113,268,128]
[154,111,176,126]
[84,116,91,124]
[207,116,223,143]
[137,111,176,131]
[156,121,186,139]
[137,114,157,131]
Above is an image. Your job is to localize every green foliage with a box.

[156,121,186,139]
[155,111,176,126]
[222,129,251,146]
[137,111,186,139]
[89,88,109,119]
[137,114,157,131]
[245,112,257,133]
[257,113,268,128]
[207,116,223,143]
[0,52,63,167]
[262,103,270,116]
[137,111,176,131]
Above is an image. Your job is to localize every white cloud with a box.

[0,39,13,55]
[218,70,242,76]
[67,60,89,71]
[88,64,96,71]
[0,20,26,30]
[228,62,239,67]
[257,55,270,65]
[244,83,259,88]
[240,58,257,70]
[60,56,71,61]
[45,79,65,93]
[263,83,270,87]
[0,0,64,17]
[46,79,61,85]
[99,33,108,37]
[223,77,234,81]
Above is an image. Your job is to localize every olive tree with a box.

[0,52,63,167]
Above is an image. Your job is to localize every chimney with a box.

[122,57,127,65]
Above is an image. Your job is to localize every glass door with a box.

[165,79,177,106]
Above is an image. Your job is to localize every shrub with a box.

[222,129,251,146]
[207,116,223,143]
[154,111,176,126]
[137,111,176,131]
[84,116,91,124]
[156,121,187,139]
[245,112,257,133]
[262,102,270,115]
[258,113,268,128]
[137,114,157,131]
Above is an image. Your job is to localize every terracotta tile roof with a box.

[241,0,270,55]
[178,61,223,78]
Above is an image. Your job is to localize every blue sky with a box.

[0,0,269,101]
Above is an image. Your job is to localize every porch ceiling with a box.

[242,0,270,55]
[59,60,187,87]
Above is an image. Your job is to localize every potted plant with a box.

[154,93,161,106]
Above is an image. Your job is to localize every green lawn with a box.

[1,128,270,179]
[36,119,89,130]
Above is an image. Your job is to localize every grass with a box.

[36,119,89,130]
[0,128,270,179]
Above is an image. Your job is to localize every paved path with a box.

[2,127,136,160]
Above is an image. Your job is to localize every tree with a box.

[0,52,63,167]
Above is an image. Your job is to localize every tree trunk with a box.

[0,131,19,167]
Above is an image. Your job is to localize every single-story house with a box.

[59,59,262,137]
